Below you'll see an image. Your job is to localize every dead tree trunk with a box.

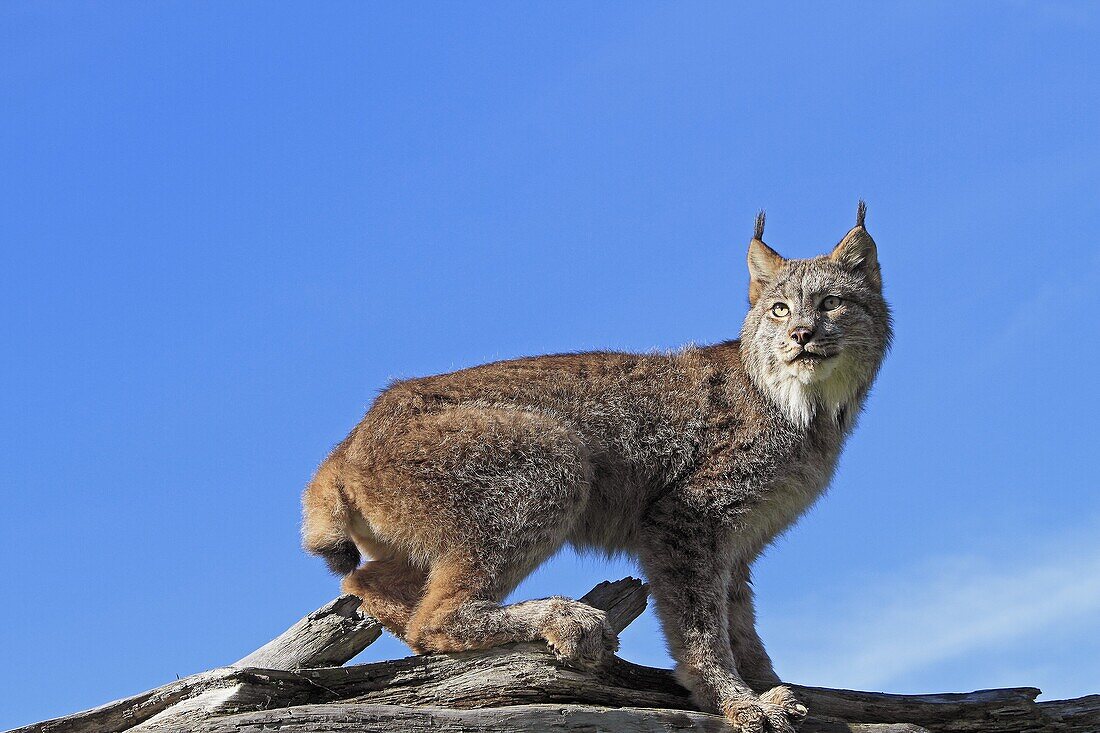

[10,578,1096,733]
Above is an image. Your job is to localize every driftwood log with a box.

[10,577,1096,733]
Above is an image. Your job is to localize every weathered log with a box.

[1038,694,1100,731]
[125,593,386,732]
[288,649,1054,732]
[232,594,382,670]
[176,703,934,733]
[228,577,646,673]
[790,686,1047,732]
[21,648,1086,733]
[124,578,652,731]
[10,578,648,733]
[578,577,649,634]
[9,577,1098,733]
[7,668,313,733]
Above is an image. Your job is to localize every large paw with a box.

[543,601,619,670]
[723,686,807,733]
[760,686,808,726]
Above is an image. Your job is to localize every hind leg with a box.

[405,555,617,669]
[351,406,616,666]
[342,556,427,636]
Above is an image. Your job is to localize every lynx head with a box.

[740,202,892,429]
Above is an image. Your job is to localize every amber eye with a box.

[771,302,790,318]
[821,296,843,311]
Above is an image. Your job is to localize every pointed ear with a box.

[747,237,785,306]
[830,202,882,290]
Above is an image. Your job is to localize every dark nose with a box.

[789,326,814,345]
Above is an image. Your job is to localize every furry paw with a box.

[759,686,808,721]
[542,602,619,670]
[723,686,807,733]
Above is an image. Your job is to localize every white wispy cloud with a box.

[766,522,1100,692]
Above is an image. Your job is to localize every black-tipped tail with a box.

[318,540,361,576]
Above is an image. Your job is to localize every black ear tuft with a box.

[856,200,867,228]
[754,210,766,241]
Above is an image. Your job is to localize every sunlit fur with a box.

[741,251,892,429]
[301,207,892,733]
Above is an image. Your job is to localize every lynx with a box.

[302,203,891,732]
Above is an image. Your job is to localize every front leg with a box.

[639,519,807,732]
[729,559,783,692]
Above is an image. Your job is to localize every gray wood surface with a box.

[232,594,382,670]
[175,703,934,733]
[1038,694,1100,731]
[9,577,1096,733]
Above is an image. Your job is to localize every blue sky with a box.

[2,2,1099,728]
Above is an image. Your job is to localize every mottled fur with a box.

[301,205,892,732]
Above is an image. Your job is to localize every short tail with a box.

[315,538,360,576]
[301,459,361,576]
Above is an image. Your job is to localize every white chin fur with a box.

[783,356,839,384]
[765,355,860,429]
